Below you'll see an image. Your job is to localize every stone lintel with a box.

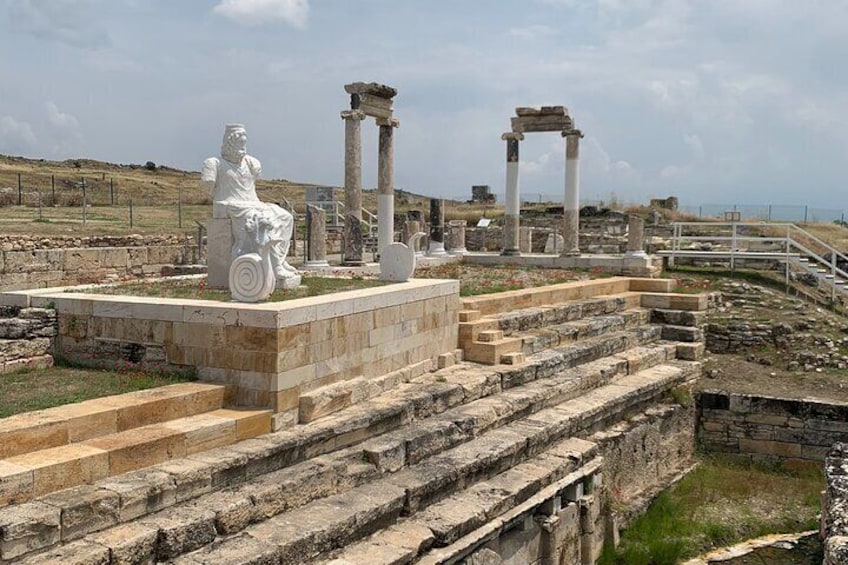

[501,132,525,141]
[376,117,400,128]
[515,106,568,117]
[358,96,394,120]
[340,109,367,121]
[561,128,584,138]
[512,115,571,133]
[344,82,398,99]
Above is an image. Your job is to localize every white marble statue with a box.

[201,124,300,296]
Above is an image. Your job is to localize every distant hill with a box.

[0,154,433,212]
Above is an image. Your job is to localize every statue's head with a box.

[221,123,247,163]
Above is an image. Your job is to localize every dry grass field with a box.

[0,154,484,236]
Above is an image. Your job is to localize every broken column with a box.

[377,117,399,257]
[305,205,329,267]
[562,127,583,257]
[501,132,524,256]
[626,214,646,256]
[341,108,366,265]
[428,198,447,256]
[448,220,467,254]
[343,81,398,264]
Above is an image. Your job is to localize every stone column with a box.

[305,205,330,267]
[519,226,534,254]
[626,214,646,256]
[428,198,447,256]
[448,220,467,254]
[377,118,399,258]
[341,109,366,265]
[502,132,524,256]
[562,130,582,257]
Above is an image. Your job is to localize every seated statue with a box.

[201,124,298,283]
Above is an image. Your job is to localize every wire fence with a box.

[678,204,846,225]
[512,193,848,226]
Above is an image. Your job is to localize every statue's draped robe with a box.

[201,155,295,273]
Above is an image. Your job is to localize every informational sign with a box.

[476,218,492,228]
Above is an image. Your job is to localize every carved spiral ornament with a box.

[228,253,275,303]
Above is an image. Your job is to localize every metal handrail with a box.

[668,221,848,302]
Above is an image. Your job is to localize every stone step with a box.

[160,362,696,564]
[499,352,525,365]
[463,336,523,365]
[0,338,684,562]
[520,309,649,355]
[476,330,504,343]
[0,382,227,462]
[458,292,640,346]
[458,310,481,323]
[459,277,671,317]
[0,408,270,507]
[320,438,602,564]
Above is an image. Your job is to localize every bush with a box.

[145,161,157,171]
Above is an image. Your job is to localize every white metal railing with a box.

[666,222,848,302]
[304,201,377,234]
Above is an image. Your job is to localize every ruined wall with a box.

[697,391,848,464]
[445,402,696,564]
[0,235,196,290]
[0,306,56,372]
[822,443,848,564]
[590,402,696,527]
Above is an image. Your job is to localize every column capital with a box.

[561,128,584,138]
[376,117,400,128]
[501,132,525,141]
[340,109,367,121]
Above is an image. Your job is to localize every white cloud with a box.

[45,102,79,131]
[660,165,682,179]
[213,0,308,27]
[0,116,37,152]
[508,25,555,39]
[7,0,110,48]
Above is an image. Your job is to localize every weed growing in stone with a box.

[599,455,822,565]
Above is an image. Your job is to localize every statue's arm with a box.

[201,157,219,196]
[246,155,262,179]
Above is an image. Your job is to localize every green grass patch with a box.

[71,275,390,302]
[0,362,195,418]
[599,455,823,565]
[415,264,595,296]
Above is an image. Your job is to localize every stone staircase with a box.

[0,278,707,564]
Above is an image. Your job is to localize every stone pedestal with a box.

[342,110,366,265]
[305,205,330,267]
[502,132,524,256]
[519,226,534,254]
[448,220,467,254]
[562,132,581,257]
[406,220,424,256]
[626,215,646,257]
[206,218,233,288]
[428,198,447,257]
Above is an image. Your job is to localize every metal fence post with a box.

[51,175,55,204]
[82,178,87,225]
[804,205,808,223]
[17,173,21,205]
[110,178,114,205]
[129,199,133,228]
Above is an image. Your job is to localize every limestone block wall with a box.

[0,305,56,372]
[822,443,848,564]
[0,235,195,290]
[438,402,696,564]
[590,402,696,527]
[697,391,848,463]
[15,279,459,428]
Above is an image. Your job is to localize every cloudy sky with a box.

[1,0,846,208]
